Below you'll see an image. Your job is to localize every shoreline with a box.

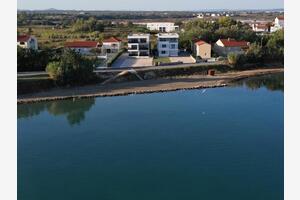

[17,68,283,104]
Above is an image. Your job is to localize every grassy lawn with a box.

[154,57,171,63]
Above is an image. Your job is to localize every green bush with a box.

[227,53,246,68]
[46,49,95,85]
[245,43,264,63]
[17,47,63,72]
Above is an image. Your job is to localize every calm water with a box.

[18,73,284,200]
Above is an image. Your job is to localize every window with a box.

[162,44,167,48]
[169,38,178,42]
[170,44,176,49]
[161,51,166,54]
[130,45,138,50]
[140,39,147,43]
[159,27,166,32]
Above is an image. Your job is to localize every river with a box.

[18,73,284,200]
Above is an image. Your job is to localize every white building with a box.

[64,41,101,55]
[197,14,204,19]
[157,33,179,57]
[271,16,284,32]
[17,35,38,50]
[127,34,150,57]
[146,22,179,32]
[102,37,122,54]
[252,23,270,33]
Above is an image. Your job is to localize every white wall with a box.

[158,39,178,57]
[147,23,179,32]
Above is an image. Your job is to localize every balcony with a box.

[139,45,149,50]
[139,39,148,43]
[128,39,139,43]
[128,45,138,50]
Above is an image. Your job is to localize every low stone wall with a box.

[97,64,233,83]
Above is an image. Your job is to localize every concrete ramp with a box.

[101,69,143,85]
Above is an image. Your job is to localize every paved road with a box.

[18,61,224,77]
[18,71,48,77]
[96,61,224,73]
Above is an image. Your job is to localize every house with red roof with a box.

[193,40,211,59]
[64,41,101,55]
[213,38,250,56]
[271,16,284,32]
[102,37,122,54]
[17,35,38,50]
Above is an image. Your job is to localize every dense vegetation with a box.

[17,47,62,72]
[180,17,258,51]
[227,29,284,67]
[17,11,195,26]
[18,13,284,73]
[46,49,96,85]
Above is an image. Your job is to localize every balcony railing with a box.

[139,46,149,50]
[128,39,139,43]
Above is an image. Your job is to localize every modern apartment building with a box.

[146,22,179,32]
[127,34,150,57]
[157,33,179,57]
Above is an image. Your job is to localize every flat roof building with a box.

[157,33,179,57]
[127,34,150,57]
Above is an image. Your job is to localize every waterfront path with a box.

[18,68,283,104]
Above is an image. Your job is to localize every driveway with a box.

[112,53,153,68]
[169,56,196,64]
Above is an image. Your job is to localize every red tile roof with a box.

[17,35,31,42]
[256,24,268,29]
[102,37,122,43]
[195,40,208,46]
[277,16,284,20]
[64,41,99,48]
[219,39,249,47]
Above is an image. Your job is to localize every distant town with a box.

[17,9,284,97]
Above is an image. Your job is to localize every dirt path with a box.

[18,68,283,104]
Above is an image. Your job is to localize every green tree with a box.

[17,47,52,72]
[228,53,246,68]
[218,17,236,27]
[46,49,95,85]
[265,29,284,61]
[246,43,264,63]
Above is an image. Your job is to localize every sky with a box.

[17,0,284,11]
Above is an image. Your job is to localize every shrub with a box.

[17,47,62,72]
[245,43,263,63]
[46,49,95,85]
[227,53,246,68]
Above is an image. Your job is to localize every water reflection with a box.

[18,98,95,125]
[231,73,284,92]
